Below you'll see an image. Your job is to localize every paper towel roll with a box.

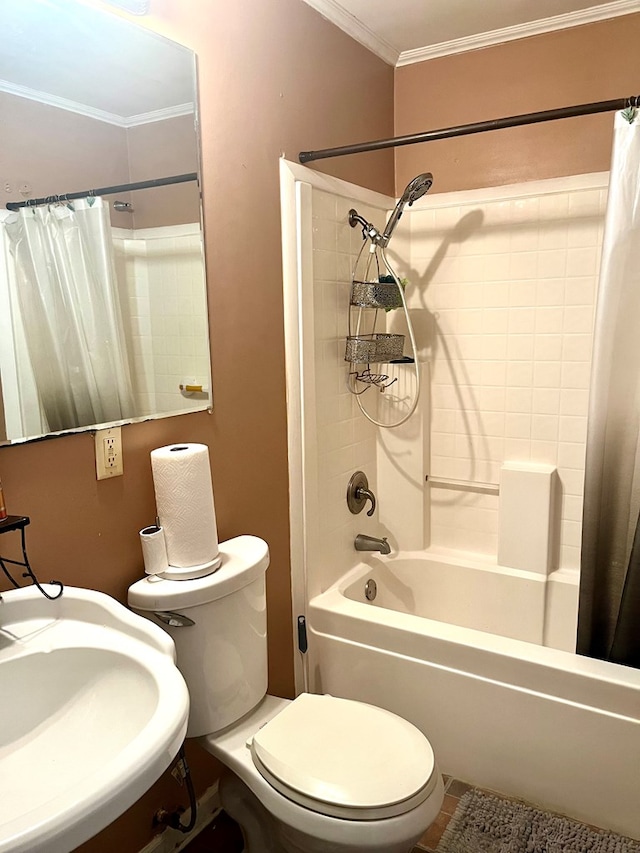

[139,525,169,575]
[151,443,220,575]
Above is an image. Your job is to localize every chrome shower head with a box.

[401,172,433,205]
[380,172,433,247]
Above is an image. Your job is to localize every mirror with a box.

[0,0,211,444]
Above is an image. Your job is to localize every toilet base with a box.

[219,771,280,852]
[219,769,441,853]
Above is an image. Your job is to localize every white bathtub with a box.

[327,550,562,646]
[308,554,640,840]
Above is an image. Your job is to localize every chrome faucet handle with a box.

[347,471,377,517]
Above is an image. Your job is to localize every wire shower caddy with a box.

[345,241,406,394]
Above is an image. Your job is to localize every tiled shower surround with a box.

[113,223,209,417]
[310,190,386,590]
[404,175,606,570]
[309,172,607,618]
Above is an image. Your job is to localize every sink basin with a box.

[0,584,190,853]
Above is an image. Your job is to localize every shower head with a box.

[401,172,434,205]
[380,172,433,247]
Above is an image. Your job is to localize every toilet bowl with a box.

[128,535,444,853]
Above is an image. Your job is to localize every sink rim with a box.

[0,584,189,853]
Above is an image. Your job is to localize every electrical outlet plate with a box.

[95,426,123,479]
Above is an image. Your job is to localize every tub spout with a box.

[354,534,391,555]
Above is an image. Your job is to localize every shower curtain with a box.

[577,110,640,668]
[4,197,135,432]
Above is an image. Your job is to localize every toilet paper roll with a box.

[150,443,220,571]
[139,525,169,576]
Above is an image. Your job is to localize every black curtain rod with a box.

[299,96,640,164]
[5,172,198,211]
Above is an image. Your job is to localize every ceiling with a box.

[301,0,640,65]
[2,0,637,119]
[0,0,195,124]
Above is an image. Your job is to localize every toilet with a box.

[128,535,444,853]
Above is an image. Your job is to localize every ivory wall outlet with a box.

[95,427,123,479]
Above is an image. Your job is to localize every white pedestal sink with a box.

[0,584,190,853]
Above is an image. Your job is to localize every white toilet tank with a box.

[128,535,269,737]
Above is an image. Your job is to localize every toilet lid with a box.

[249,694,436,820]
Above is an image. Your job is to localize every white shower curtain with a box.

[577,110,640,666]
[4,197,135,432]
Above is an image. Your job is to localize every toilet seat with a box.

[249,693,437,820]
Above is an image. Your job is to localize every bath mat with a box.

[436,789,640,853]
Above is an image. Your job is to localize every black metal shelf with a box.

[0,514,63,599]
[0,515,30,534]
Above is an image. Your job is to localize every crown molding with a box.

[301,0,399,65]
[0,80,194,127]
[397,0,640,66]
[121,104,195,127]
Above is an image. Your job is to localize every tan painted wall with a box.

[0,375,6,442]
[0,91,134,228]
[0,91,130,196]
[1,92,199,228]
[0,1,394,850]
[395,14,640,194]
[126,114,201,228]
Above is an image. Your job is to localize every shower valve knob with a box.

[347,471,376,517]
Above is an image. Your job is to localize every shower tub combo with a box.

[280,161,640,842]
[308,551,640,840]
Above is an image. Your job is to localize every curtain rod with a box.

[5,172,198,211]
[299,96,639,164]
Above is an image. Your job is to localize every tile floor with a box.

[179,775,471,853]
[180,775,614,853]
[413,775,470,852]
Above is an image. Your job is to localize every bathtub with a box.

[318,550,565,647]
[307,553,640,840]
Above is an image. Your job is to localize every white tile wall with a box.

[114,224,209,416]
[298,173,607,653]
[403,175,607,569]
[113,233,156,415]
[310,188,391,589]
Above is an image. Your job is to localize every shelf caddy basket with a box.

[350,280,403,311]
[345,333,404,364]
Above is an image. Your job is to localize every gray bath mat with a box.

[436,789,640,853]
